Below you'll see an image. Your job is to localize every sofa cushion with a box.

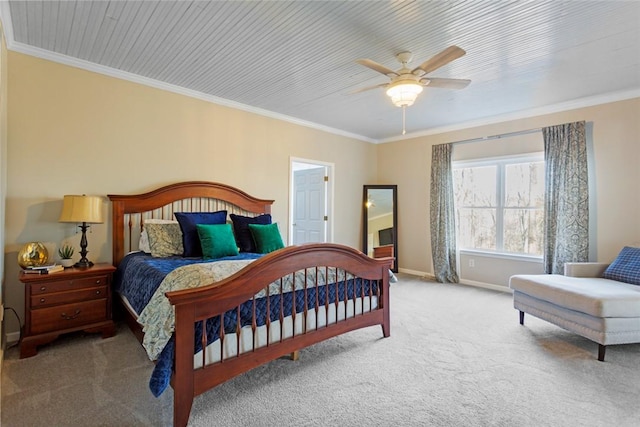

[603,246,640,286]
[513,291,640,345]
[509,274,640,318]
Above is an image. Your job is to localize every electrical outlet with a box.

[468,259,475,268]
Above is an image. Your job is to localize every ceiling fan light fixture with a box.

[386,81,423,107]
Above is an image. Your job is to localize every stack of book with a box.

[23,264,65,274]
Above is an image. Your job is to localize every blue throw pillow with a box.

[230,213,272,252]
[603,246,640,286]
[174,211,227,257]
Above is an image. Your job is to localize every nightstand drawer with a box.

[30,275,109,295]
[30,299,107,334]
[30,286,108,308]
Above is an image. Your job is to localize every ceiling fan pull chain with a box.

[402,105,406,135]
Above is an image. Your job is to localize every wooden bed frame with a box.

[108,181,392,427]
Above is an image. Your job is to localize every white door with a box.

[293,167,326,244]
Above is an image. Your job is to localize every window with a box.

[453,154,544,256]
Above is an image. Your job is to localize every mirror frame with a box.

[362,185,398,272]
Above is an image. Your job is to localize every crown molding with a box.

[0,1,14,44]
[3,37,375,144]
[379,88,640,144]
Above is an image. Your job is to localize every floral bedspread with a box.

[139,260,251,359]
[138,261,339,360]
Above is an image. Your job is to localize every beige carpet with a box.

[2,274,639,426]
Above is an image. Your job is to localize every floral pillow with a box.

[145,221,184,257]
[139,219,178,253]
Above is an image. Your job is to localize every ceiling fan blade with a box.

[349,83,388,94]
[412,46,466,75]
[356,59,398,78]
[423,77,471,89]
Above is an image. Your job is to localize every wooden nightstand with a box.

[19,263,116,358]
[373,245,395,269]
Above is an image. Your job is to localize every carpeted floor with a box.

[2,274,639,426]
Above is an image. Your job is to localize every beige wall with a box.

[3,52,377,337]
[378,97,640,282]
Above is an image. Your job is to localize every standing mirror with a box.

[362,185,397,272]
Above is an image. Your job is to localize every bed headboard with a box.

[108,181,274,266]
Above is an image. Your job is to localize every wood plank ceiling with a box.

[4,1,640,142]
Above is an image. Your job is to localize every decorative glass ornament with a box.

[18,242,49,269]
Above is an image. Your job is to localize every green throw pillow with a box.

[248,223,285,254]
[196,223,239,259]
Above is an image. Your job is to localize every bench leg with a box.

[598,344,606,362]
[519,311,525,325]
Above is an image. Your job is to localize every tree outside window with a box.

[453,155,544,256]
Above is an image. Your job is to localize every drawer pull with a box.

[96,290,101,295]
[95,279,102,284]
[40,298,46,303]
[40,286,47,291]
[61,309,81,320]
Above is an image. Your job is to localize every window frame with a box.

[453,152,545,258]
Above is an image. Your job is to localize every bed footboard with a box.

[166,243,392,427]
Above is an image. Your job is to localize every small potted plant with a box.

[58,244,75,268]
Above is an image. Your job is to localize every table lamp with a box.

[59,195,104,268]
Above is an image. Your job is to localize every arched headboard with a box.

[108,181,274,265]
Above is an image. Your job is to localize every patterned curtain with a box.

[543,121,589,274]
[430,143,459,283]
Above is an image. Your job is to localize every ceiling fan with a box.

[354,46,471,134]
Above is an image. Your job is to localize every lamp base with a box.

[74,259,94,269]
[75,222,93,269]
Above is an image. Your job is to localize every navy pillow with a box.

[174,211,227,257]
[603,246,640,286]
[229,213,272,252]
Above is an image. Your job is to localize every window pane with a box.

[505,161,545,208]
[454,155,544,257]
[503,208,544,255]
[453,166,497,207]
[457,208,496,250]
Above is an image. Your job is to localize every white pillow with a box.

[139,219,178,253]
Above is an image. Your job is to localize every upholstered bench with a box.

[509,247,640,361]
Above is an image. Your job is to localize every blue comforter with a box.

[114,251,262,314]
[114,252,379,397]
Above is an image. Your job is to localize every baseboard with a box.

[398,267,429,278]
[5,331,19,345]
[458,278,512,294]
[398,269,511,294]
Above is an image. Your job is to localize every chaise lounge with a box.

[509,247,640,361]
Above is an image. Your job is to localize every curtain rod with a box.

[450,127,542,146]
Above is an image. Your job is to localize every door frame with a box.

[289,157,334,245]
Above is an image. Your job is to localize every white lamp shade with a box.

[59,195,104,224]
[386,81,424,107]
